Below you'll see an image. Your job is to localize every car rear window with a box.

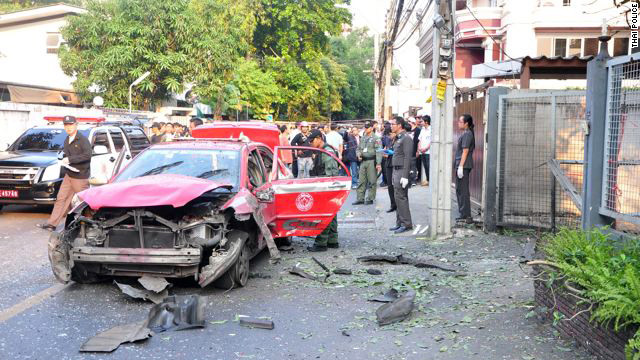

[11,128,90,151]
[115,148,240,189]
[124,127,150,148]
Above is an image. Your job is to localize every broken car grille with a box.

[107,225,175,249]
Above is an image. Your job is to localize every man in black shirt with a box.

[37,116,91,231]
[290,121,313,178]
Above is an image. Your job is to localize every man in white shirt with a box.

[417,115,432,186]
[325,123,344,160]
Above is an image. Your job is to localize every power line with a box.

[393,0,433,50]
[464,4,521,64]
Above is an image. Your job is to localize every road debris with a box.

[288,263,318,281]
[238,317,275,330]
[368,288,399,303]
[520,237,537,263]
[80,321,151,353]
[248,272,272,279]
[366,268,382,275]
[376,290,416,326]
[115,281,168,304]
[138,276,170,293]
[333,268,352,275]
[358,254,462,273]
[312,256,331,275]
[146,295,205,333]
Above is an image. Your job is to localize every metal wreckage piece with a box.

[375,290,416,326]
[80,295,205,353]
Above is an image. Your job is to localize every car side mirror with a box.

[255,188,274,203]
[93,145,109,155]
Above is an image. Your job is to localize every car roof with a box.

[32,124,117,130]
[147,140,255,151]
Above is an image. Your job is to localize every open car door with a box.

[269,146,351,238]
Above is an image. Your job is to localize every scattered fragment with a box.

[248,272,272,279]
[115,281,168,304]
[366,268,382,275]
[239,317,275,330]
[312,256,331,275]
[439,346,449,352]
[333,268,352,275]
[138,276,170,293]
[357,254,461,272]
[368,288,399,303]
[376,290,416,325]
[278,245,294,251]
[341,330,350,337]
[434,335,444,342]
[80,321,151,353]
[288,263,318,281]
[209,320,228,325]
[146,295,205,333]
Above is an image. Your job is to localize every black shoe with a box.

[307,245,328,252]
[394,226,412,234]
[36,223,56,231]
[327,243,339,249]
[389,225,401,231]
[364,200,373,205]
[386,208,397,213]
[352,200,364,205]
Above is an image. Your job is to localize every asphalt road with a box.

[0,187,595,360]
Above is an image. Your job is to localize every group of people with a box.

[149,117,204,144]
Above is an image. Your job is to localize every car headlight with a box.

[41,163,62,182]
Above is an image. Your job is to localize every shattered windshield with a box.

[115,148,240,189]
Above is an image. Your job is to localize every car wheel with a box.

[214,242,250,289]
[70,264,103,284]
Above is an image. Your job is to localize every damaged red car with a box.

[47,123,351,288]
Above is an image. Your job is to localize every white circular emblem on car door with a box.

[295,192,314,212]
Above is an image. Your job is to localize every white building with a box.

[0,4,85,104]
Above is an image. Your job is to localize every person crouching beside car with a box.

[306,129,340,252]
[37,116,91,231]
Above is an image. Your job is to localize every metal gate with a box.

[497,91,586,229]
[600,54,640,234]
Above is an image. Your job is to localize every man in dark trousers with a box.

[389,117,413,234]
[383,125,397,213]
[37,116,91,231]
[306,129,340,252]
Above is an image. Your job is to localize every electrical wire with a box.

[464,4,522,64]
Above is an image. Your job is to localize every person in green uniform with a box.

[353,120,382,205]
[307,129,340,252]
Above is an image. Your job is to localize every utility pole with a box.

[377,0,403,122]
[374,33,381,121]
[429,0,454,238]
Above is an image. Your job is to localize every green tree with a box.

[330,28,375,120]
[252,0,352,120]
[229,58,281,119]
[59,0,254,110]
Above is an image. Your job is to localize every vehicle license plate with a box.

[0,190,18,198]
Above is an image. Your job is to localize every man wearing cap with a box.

[353,121,382,205]
[290,121,313,178]
[307,129,340,251]
[37,116,91,231]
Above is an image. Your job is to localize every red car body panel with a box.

[192,122,281,151]
[79,174,232,210]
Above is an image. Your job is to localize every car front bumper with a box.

[0,179,62,205]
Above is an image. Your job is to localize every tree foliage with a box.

[330,28,374,120]
[59,0,254,109]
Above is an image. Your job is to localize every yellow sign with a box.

[436,80,447,102]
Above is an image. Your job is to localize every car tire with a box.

[70,264,103,284]
[214,240,250,290]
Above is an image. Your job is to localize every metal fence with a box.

[601,55,640,234]
[497,91,585,229]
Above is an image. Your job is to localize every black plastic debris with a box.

[288,263,318,281]
[376,290,416,326]
[248,272,272,279]
[358,254,461,272]
[333,268,352,275]
[115,281,168,304]
[146,295,206,333]
[80,321,151,353]
[368,288,399,303]
[366,268,382,275]
[238,317,275,330]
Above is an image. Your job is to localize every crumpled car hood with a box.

[79,174,232,210]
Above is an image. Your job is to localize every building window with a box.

[554,38,567,57]
[584,38,599,56]
[46,32,62,54]
[613,37,630,56]
[537,38,552,57]
[568,39,582,57]
[563,0,570,5]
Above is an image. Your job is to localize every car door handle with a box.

[328,182,346,189]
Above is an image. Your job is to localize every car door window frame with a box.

[246,148,266,189]
[91,130,113,154]
[108,129,127,153]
